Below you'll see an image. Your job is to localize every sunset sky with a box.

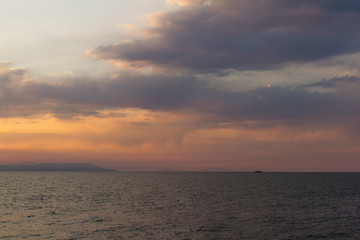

[1,0,360,171]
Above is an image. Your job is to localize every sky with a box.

[1,0,360,171]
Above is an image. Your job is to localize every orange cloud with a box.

[1,110,359,171]
[167,0,211,7]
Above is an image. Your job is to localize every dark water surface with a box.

[0,172,359,239]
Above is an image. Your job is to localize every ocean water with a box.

[0,172,359,239]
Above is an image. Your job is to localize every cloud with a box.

[89,0,360,72]
[303,75,360,88]
[167,0,210,6]
[0,63,41,117]
[2,61,360,170]
[1,65,359,127]
[3,1,360,170]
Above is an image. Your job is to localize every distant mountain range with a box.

[0,163,115,172]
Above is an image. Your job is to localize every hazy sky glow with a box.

[1,0,360,171]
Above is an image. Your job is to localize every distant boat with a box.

[254,170,263,173]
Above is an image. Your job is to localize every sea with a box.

[0,172,359,239]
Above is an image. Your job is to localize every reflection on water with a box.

[0,172,359,239]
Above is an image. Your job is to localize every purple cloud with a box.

[90,0,360,72]
[1,67,359,125]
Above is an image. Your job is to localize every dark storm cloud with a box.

[90,0,360,72]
